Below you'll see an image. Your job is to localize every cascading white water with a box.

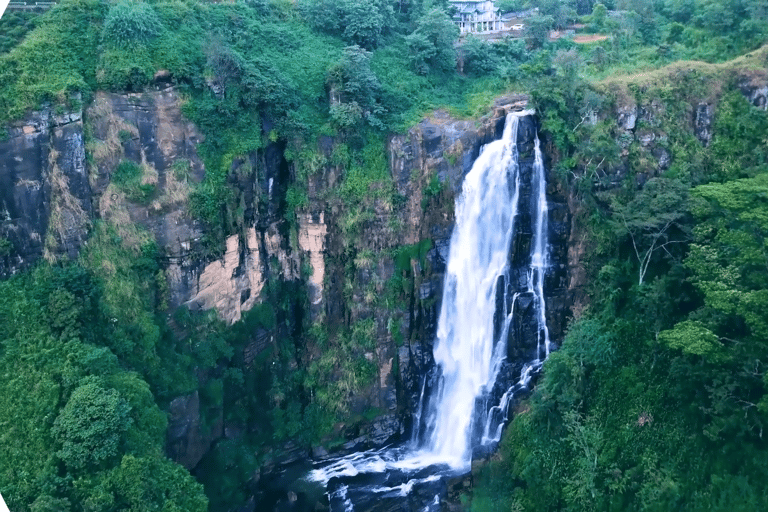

[307,110,552,510]
[478,132,551,446]
[529,135,551,361]
[421,111,528,467]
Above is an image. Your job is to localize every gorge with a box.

[2,1,768,510]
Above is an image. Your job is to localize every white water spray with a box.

[422,111,529,467]
[529,135,551,361]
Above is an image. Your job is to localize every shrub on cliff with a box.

[300,0,395,49]
[102,0,163,47]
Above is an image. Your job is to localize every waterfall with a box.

[478,131,550,446]
[306,110,552,510]
[421,111,526,468]
[530,135,551,362]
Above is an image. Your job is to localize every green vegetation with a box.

[1,0,767,510]
[102,0,164,48]
[0,11,37,55]
[111,160,156,204]
[0,237,12,256]
[0,258,208,510]
[469,46,768,512]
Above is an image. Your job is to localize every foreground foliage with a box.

[0,246,208,511]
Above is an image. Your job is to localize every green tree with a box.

[590,44,608,69]
[552,49,582,97]
[461,35,500,76]
[301,0,394,49]
[29,496,72,512]
[662,0,695,23]
[617,0,658,43]
[696,0,738,32]
[405,8,459,74]
[75,455,208,512]
[526,15,554,49]
[204,41,244,98]
[533,0,577,28]
[611,177,690,286]
[591,2,607,29]
[496,0,524,13]
[327,45,384,129]
[658,320,724,361]
[686,173,768,339]
[52,380,132,471]
[341,0,395,49]
[570,0,596,15]
[666,21,685,43]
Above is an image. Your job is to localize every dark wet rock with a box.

[694,103,713,146]
[312,445,330,459]
[637,130,656,147]
[0,100,90,277]
[167,391,223,471]
[244,329,273,367]
[367,415,401,445]
[653,146,672,171]
[388,94,530,197]
[419,281,434,300]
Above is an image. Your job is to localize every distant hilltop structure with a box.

[451,0,503,34]
[450,1,537,35]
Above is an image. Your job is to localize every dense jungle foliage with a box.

[469,17,768,512]
[0,0,767,510]
[471,93,768,510]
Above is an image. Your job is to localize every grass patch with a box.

[594,44,768,105]
[112,160,157,205]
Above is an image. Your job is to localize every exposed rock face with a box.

[88,89,208,309]
[298,212,328,312]
[167,390,223,470]
[741,74,768,110]
[185,232,265,323]
[694,103,713,146]
[0,102,91,276]
[389,94,532,228]
[617,104,638,131]
[2,89,579,484]
[1,88,306,472]
[88,88,293,324]
[604,71,768,190]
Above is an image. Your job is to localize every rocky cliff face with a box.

[602,68,768,189]
[0,88,580,482]
[87,89,208,309]
[557,67,768,317]
[0,85,301,470]
[0,100,90,276]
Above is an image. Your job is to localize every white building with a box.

[451,0,503,34]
